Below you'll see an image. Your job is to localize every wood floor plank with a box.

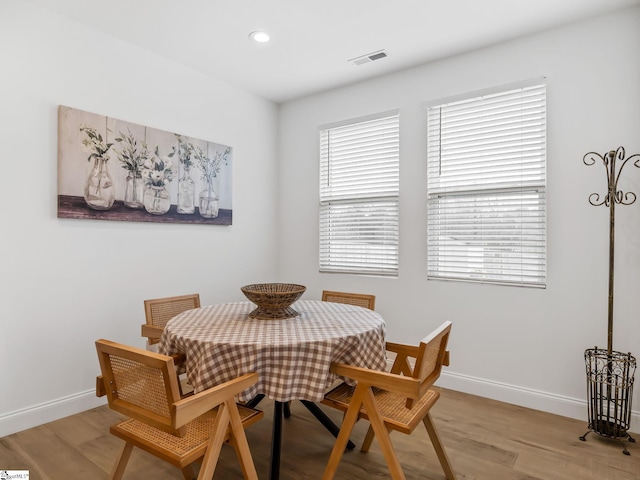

[0,436,44,476]
[1,388,638,479]
[4,424,105,479]
[0,436,52,480]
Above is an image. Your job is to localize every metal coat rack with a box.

[580,146,639,454]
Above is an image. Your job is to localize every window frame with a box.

[319,110,400,277]
[425,78,547,288]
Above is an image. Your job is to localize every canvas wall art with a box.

[57,105,233,225]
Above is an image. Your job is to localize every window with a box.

[426,79,546,287]
[319,112,399,276]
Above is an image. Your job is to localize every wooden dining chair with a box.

[141,293,201,347]
[280,290,376,420]
[321,321,456,480]
[141,293,201,396]
[321,290,376,310]
[95,339,263,480]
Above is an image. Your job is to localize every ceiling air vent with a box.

[349,49,388,66]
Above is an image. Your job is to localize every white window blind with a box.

[426,79,546,287]
[319,112,399,276]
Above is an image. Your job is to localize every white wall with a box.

[278,6,640,431]
[0,2,280,436]
[2,2,639,439]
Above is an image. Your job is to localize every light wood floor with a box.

[1,388,638,479]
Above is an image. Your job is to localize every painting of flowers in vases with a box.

[57,105,232,225]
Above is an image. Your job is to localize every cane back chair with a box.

[141,293,201,346]
[95,339,263,480]
[321,290,376,310]
[321,321,456,480]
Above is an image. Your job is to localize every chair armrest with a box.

[140,325,184,363]
[330,363,420,399]
[385,342,419,358]
[385,342,419,376]
[385,343,450,368]
[172,372,259,428]
[171,352,186,365]
[96,375,106,397]
[141,324,164,340]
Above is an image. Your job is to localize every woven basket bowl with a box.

[241,283,306,319]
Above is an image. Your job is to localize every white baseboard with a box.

[437,371,640,434]
[0,389,106,438]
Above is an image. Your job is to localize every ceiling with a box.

[27,0,640,103]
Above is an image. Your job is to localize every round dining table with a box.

[159,299,388,480]
[159,299,387,401]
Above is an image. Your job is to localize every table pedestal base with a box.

[271,402,283,478]
[246,395,355,480]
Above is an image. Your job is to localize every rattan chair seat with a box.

[323,383,439,435]
[112,405,262,466]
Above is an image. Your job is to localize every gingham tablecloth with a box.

[159,300,387,402]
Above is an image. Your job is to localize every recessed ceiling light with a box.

[249,31,270,43]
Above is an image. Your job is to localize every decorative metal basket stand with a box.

[580,147,639,455]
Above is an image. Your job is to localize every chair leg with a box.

[361,424,393,453]
[322,385,367,480]
[110,442,133,480]
[361,425,375,452]
[300,400,356,450]
[422,412,456,480]
[197,403,232,480]
[361,389,405,480]
[227,400,259,480]
[181,464,196,480]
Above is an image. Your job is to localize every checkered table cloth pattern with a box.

[159,300,387,402]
